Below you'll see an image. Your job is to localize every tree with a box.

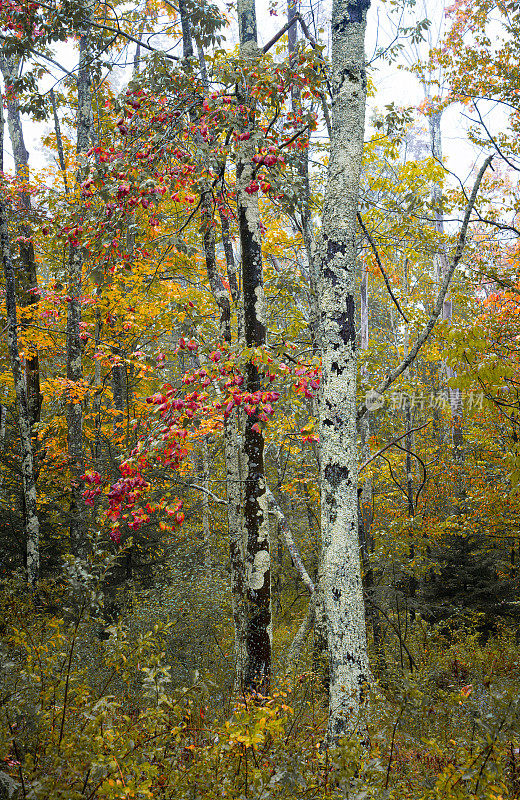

[0,103,40,588]
[317,0,371,742]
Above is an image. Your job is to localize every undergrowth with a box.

[1,583,520,799]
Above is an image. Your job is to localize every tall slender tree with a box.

[237,0,271,695]
[177,0,248,687]
[428,105,464,457]
[0,103,40,588]
[317,0,371,742]
[0,55,42,427]
[66,17,93,558]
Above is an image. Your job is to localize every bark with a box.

[317,0,371,743]
[200,441,211,572]
[0,107,40,588]
[402,283,419,617]
[429,109,447,284]
[237,0,271,695]
[179,0,194,59]
[0,55,42,427]
[219,208,240,306]
[428,107,464,457]
[66,26,92,558]
[402,260,415,518]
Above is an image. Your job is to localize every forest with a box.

[1,0,520,796]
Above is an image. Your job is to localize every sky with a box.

[0,0,497,193]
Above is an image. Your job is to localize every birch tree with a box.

[317,0,370,742]
[0,55,42,428]
[428,106,464,457]
[0,104,40,588]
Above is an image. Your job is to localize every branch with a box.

[392,441,428,508]
[319,92,332,138]
[0,38,76,82]
[189,483,227,505]
[266,488,315,594]
[262,11,319,54]
[364,594,418,670]
[471,100,520,172]
[357,154,494,422]
[380,453,409,500]
[359,420,432,472]
[262,15,300,53]
[279,123,310,150]
[357,211,409,324]
[187,481,315,599]
[34,1,180,62]
[261,13,331,136]
[296,14,318,48]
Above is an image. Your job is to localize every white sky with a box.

[1,0,498,190]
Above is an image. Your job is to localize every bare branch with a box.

[470,100,520,172]
[267,488,315,595]
[357,211,409,324]
[359,420,432,472]
[262,15,300,53]
[189,483,227,505]
[357,154,494,422]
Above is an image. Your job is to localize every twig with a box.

[385,708,404,789]
[471,100,520,172]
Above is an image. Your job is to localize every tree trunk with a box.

[0,55,42,428]
[66,27,92,558]
[237,0,271,695]
[286,0,320,350]
[359,265,387,677]
[317,0,370,742]
[0,106,40,588]
[177,0,249,689]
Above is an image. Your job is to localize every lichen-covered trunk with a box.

[237,0,271,695]
[0,110,40,588]
[66,30,92,558]
[318,0,370,742]
[1,55,42,427]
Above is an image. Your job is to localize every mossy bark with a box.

[317,0,370,742]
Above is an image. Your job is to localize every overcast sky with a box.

[2,0,494,189]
